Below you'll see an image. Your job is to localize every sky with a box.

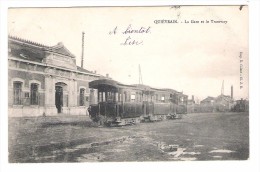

[8,6,249,101]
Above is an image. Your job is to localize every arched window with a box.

[30,83,39,105]
[80,88,85,106]
[13,81,22,105]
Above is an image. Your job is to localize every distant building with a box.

[232,99,249,112]
[199,95,235,113]
[214,95,234,112]
[200,96,215,105]
[193,84,237,113]
[187,95,195,113]
[199,96,215,112]
[8,36,100,117]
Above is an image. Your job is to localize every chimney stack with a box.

[106,74,109,78]
[221,80,224,95]
[231,85,233,99]
[81,32,85,68]
[192,95,194,102]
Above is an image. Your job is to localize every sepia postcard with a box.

[6,4,250,166]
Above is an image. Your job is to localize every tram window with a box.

[131,94,135,102]
[107,92,111,101]
[148,95,151,102]
[107,92,114,102]
[124,92,127,102]
[98,92,102,102]
[161,96,165,102]
[118,93,121,102]
[103,92,106,102]
[115,92,118,102]
[128,92,131,102]
[144,94,147,101]
[113,92,116,102]
[155,94,158,102]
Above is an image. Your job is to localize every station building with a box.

[8,36,100,117]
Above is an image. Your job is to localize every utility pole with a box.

[139,64,143,85]
[81,31,85,68]
[221,80,224,95]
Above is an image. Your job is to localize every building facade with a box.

[8,36,100,117]
[199,95,234,113]
[232,99,249,112]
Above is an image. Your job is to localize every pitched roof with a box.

[9,35,76,58]
[8,35,49,48]
[201,96,215,102]
[77,66,93,74]
[216,95,232,102]
[46,42,76,58]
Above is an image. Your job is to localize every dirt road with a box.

[8,112,249,162]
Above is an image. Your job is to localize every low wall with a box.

[9,106,89,117]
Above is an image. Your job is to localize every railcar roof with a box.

[89,79,187,96]
[89,79,119,89]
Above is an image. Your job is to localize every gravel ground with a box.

[8,112,249,162]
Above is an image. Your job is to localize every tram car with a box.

[88,79,187,126]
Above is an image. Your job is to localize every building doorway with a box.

[55,82,67,114]
[55,85,63,113]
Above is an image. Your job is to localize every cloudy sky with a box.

[8,6,248,101]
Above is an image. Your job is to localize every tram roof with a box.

[89,79,119,89]
[89,79,143,91]
[89,79,187,96]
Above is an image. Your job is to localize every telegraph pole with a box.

[81,32,85,68]
[221,80,224,95]
[139,64,143,85]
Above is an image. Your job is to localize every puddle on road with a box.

[44,136,137,162]
[104,148,125,153]
[77,153,105,162]
[183,152,201,155]
[194,145,204,147]
[168,148,186,157]
[170,157,197,161]
[35,135,205,162]
[209,149,235,153]
[212,155,222,159]
[74,143,92,149]
[157,142,200,160]
[64,148,78,153]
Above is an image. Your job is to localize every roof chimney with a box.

[221,80,224,95]
[106,74,109,78]
[81,32,85,68]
